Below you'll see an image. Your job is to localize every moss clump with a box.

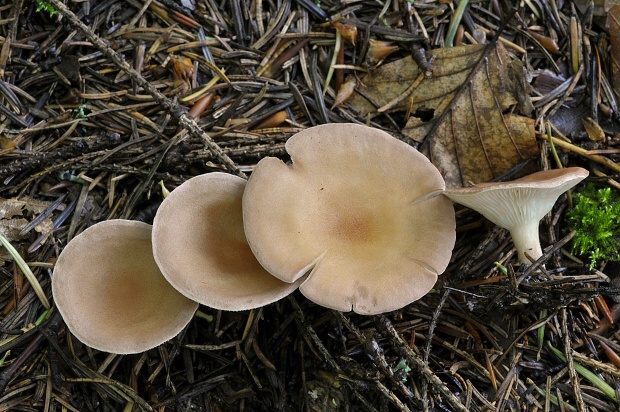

[567,184,620,269]
[34,0,58,17]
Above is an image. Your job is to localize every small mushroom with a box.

[152,172,302,310]
[443,167,589,264]
[242,123,456,315]
[52,220,198,354]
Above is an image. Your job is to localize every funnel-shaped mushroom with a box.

[52,220,198,354]
[152,172,302,310]
[243,123,456,315]
[443,167,589,264]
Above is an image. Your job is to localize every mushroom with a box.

[52,220,198,354]
[152,172,302,310]
[242,123,456,315]
[442,167,589,265]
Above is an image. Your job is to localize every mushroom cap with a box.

[442,167,589,230]
[52,220,198,354]
[243,123,456,315]
[152,172,302,311]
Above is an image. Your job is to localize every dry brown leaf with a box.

[582,117,606,141]
[0,197,54,219]
[0,198,25,220]
[348,43,538,188]
[421,114,537,187]
[170,55,194,93]
[34,218,54,234]
[348,44,518,115]
[0,197,58,243]
[610,4,620,98]
[332,77,357,108]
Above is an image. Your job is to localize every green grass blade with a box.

[548,342,617,402]
[0,234,51,309]
[445,0,470,47]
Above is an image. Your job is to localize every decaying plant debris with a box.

[2,0,620,410]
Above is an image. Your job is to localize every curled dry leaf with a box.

[582,117,606,141]
[332,76,357,108]
[365,40,399,67]
[171,55,194,91]
[332,22,357,45]
[348,43,539,188]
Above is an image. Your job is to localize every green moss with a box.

[567,184,620,269]
[34,0,58,17]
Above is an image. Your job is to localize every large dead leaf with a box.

[610,4,620,98]
[348,44,539,188]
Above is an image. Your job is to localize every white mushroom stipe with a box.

[443,167,589,265]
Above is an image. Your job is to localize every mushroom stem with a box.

[509,220,543,265]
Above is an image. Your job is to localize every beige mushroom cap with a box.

[152,173,302,310]
[443,167,589,264]
[243,123,456,315]
[52,220,198,354]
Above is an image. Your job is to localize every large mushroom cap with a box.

[52,220,198,354]
[443,167,589,263]
[243,123,456,315]
[152,172,302,311]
